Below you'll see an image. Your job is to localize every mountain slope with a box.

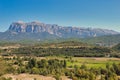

[0,21,119,41]
[0,31,58,41]
[79,34,120,46]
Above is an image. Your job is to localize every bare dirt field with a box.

[3,74,70,80]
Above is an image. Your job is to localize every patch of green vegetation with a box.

[66,57,120,69]
[0,58,9,76]
[1,56,120,80]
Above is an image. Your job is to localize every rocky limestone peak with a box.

[12,21,25,25]
[7,21,119,38]
[27,21,44,25]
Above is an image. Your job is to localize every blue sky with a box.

[0,0,120,32]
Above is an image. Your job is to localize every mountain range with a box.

[0,21,119,41]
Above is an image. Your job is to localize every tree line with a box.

[9,46,116,57]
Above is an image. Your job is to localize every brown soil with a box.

[3,74,70,80]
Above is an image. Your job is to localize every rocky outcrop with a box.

[8,21,119,38]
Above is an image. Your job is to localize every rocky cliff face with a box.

[8,21,119,38]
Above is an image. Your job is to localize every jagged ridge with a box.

[8,21,119,38]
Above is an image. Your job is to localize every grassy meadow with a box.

[38,56,120,69]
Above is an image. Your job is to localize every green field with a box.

[35,56,120,69]
[66,57,120,68]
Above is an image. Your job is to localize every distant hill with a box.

[0,21,119,41]
[81,34,120,46]
[113,43,120,51]
[38,41,90,48]
[37,34,120,47]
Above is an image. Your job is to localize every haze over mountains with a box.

[0,21,119,41]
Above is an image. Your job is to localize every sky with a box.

[0,0,120,32]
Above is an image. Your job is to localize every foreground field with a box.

[3,74,55,80]
[2,74,69,80]
[37,56,120,69]
[1,74,71,80]
[0,56,120,80]
[66,57,120,68]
